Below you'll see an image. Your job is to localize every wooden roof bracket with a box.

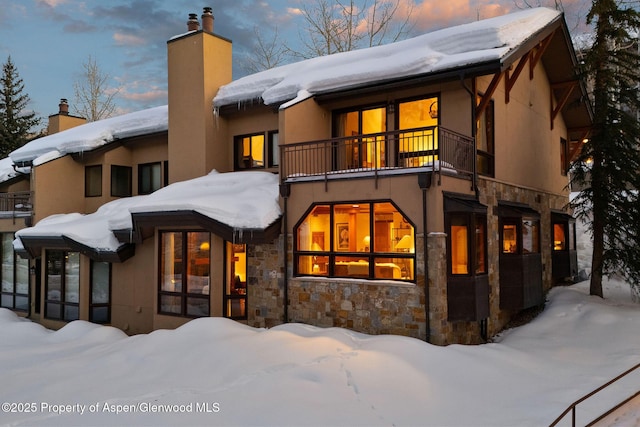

[505,52,531,104]
[529,31,555,79]
[550,80,577,130]
[568,128,591,162]
[475,71,504,119]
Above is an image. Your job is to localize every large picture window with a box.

[0,234,28,311]
[159,231,210,317]
[295,201,415,281]
[45,250,80,321]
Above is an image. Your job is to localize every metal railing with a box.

[0,191,33,217]
[549,362,640,427]
[280,126,474,183]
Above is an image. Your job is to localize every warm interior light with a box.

[200,242,210,251]
[396,234,413,251]
[311,242,322,251]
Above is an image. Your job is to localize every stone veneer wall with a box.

[246,236,286,328]
[287,235,428,340]
[476,177,569,339]
[249,178,569,345]
[429,178,569,345]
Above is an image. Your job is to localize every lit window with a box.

[45,250,79,321]
[159,231,210,317]
[398,97,439,167]
[447,211,487,276]
[90,261,111,324]
[235,133,265,169]
[111,165,132,197]
[85,165,102,197]
[501,219,540,255]
[295,202,414,281]
[225,242,247,319]
[335,107,387,169]
[0,233,28,311]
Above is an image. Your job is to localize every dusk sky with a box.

[0,0,590,130]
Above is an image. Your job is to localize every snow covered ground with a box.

[1,221,639,426]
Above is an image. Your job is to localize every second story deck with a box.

[0,191,33,222]
[280,126,475,186]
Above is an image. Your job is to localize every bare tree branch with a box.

[73,56,120,122]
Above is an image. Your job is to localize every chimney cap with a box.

[187,13,200,31]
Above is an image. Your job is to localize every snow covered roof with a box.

[213,8,562,108]
[16,170,281,259]
[10,105,168,165]
[0,157,20,184]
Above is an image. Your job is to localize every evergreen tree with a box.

[571,0,640,297]
[0,56,40,158]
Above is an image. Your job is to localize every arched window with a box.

[295,202,415,281]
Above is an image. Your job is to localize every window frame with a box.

[476,97,495,177]
[44,250,80,321]
[111,165,132,197]
[158,230,211,318]
[0,233,29,312]
[89,260,111,324]
[85,165,103,197]
[293,200,416,282]
[138,161,163,195]
[234,131,279,170]
[224,242,247,320]
[446,212,488,277]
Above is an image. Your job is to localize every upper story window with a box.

[560,138,569,176]
[0,233,28,311]
[477,97,495,177]
[138,162,163,195]
[111,165,132,197]
[335,106,387,169]
[295,201,415,281]
[397,96,439,167]
[235,131,279,170]
[85,165,102,197]
[159,231,210,317]
[45,250,80,321]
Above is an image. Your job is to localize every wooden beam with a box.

[505,52,530,103]
[550,81,577,130]
[568,129,591,162]
[529,31,555,79]
[476,71,504,119]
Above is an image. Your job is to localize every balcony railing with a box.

[281,126,475,184]
[0,191,33,219]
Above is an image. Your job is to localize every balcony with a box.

[281,126,475,184]
[0,191,33,220]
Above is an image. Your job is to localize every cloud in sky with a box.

[1,0,595,123]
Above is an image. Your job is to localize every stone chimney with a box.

[201,7,214,33]
[58,98,69,115]
[187,13,199,32]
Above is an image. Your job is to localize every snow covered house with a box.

[1,6,590,345]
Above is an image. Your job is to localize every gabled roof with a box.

[10,105,168,166]
[213,8,567,109]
